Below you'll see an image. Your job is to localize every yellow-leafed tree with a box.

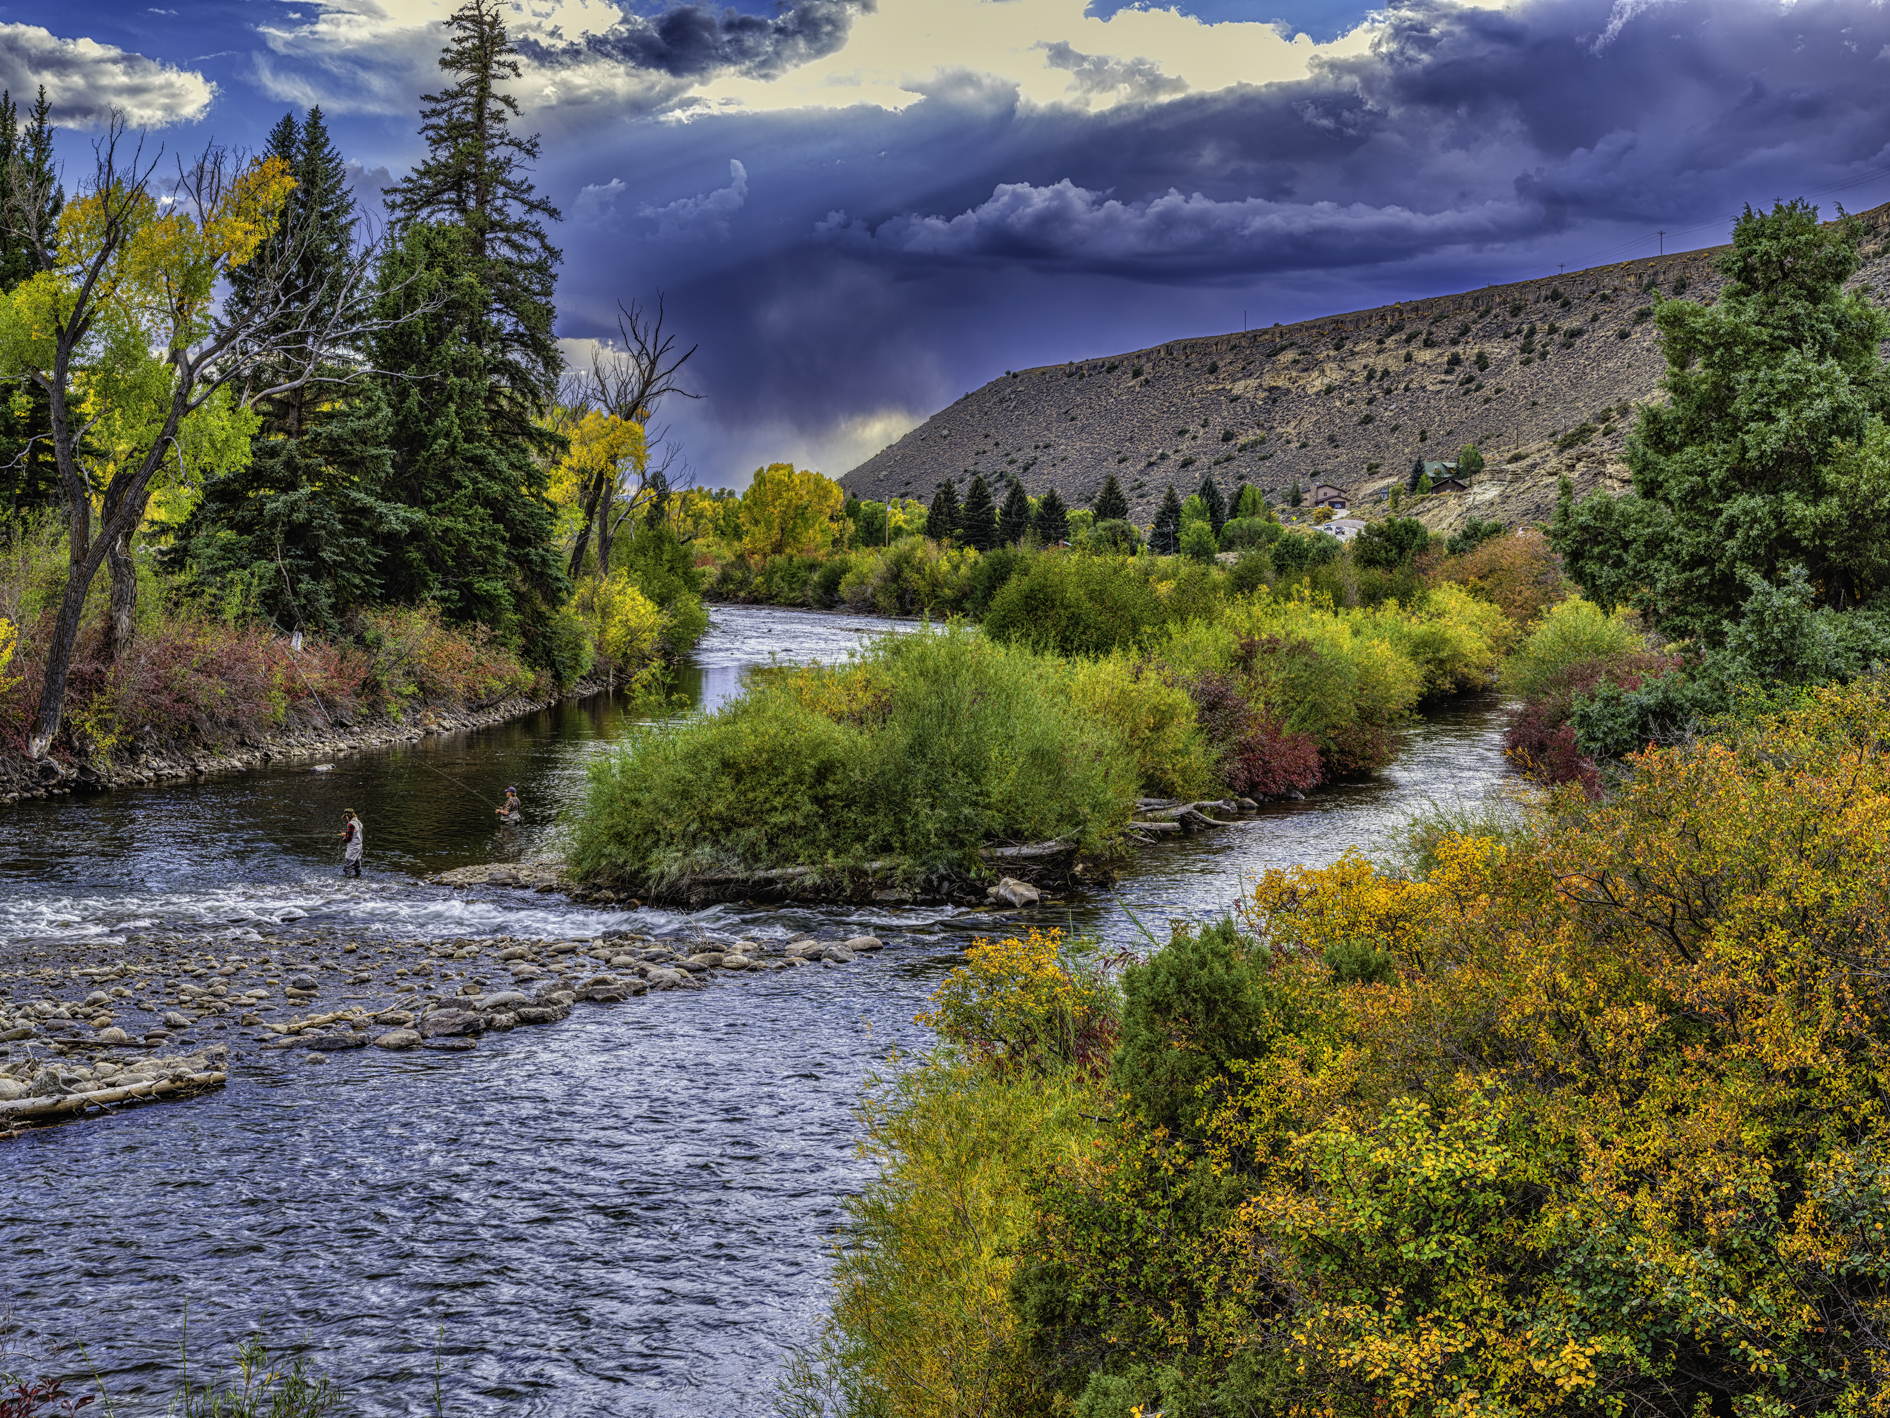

[740,463,845,559]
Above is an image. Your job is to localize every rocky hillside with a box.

[840,204,1890,539]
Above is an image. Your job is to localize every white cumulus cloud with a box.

[639,159,748,238]
[0,23,214,128]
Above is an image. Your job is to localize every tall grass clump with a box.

[569,625,1138,887]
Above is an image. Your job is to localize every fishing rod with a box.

[406,755,504,811]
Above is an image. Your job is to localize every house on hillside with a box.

[1422,461,1469,494]
[1309,483,1349,510]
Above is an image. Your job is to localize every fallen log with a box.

[981,840,1075,861]
[267,1008,367,1037]
[0,1070,227,1121]
[1129,820,1182,835]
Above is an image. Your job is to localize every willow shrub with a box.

[982,553,1169,656]
[1016,677,1890,1418]
[569,626,1137,886]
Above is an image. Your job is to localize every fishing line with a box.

[407,755,503,810]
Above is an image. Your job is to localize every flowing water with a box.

[0,605,1513,1415]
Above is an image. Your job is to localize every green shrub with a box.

[569,626,1137,884]
[1503,596,1647,699]
[1269,529,1341,576]
[1179,520,1218,562]
[984,555,1167,657]
[1218,516,1279,552]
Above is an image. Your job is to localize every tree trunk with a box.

[567,471,607,582]
[27,535,112,759]
[103,528,137,662]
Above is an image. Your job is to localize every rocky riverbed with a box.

[0,922,891,1133]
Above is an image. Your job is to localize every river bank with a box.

[0,669,622,808]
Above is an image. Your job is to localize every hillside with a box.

[839,204,1890,538]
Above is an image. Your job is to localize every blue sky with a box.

[11,0,1890,484]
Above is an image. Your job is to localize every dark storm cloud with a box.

[522,0,874,81]
[544,0,1890,482]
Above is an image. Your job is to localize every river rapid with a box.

[0,605,1513,1416]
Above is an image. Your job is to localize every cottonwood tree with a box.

[557,296,698,581]
[0,120,391,759]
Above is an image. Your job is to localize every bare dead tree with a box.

[6,116,415,760]
[566,293,699,581]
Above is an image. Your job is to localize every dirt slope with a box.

[839,204,1890,539]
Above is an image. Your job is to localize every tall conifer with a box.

[927,480,960,544]
[1197,473,1227,536]
[1094,474,1130,522]
[1033,486,1069,543]
[1150,484,1184,555]
[0,87,61,523]
[384,0,562,422]
[959,475,998,552]
[170,108,403,634]
[997,478,1032,545]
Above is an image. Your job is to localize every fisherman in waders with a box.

[338,809,364,877]
[495,787,522,825]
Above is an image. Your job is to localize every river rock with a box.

[162,1011,193,1028]
[421,1037,476,1051]
[497,945,533,961]
[96,1027,130,1044]
[819,944,857,964]
[842,936,884,953]
[373,1029,422,1050]
[306,1032,369,1051]
[644,968,689,990]
[0,1078,23,1101]
[986,877,1041,907]
[485,1011,519,1030]
[303,1052,329,1064]
[508,963,549,981]
[289,975,317,992]
[476,991,532,1013]
[418,1010,486,1038]
[720,955,750,970]
[514,1005,569,1025]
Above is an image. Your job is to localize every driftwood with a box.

[0,1070,226,1122]
[1130,820,1183,835]
[266,1008,368,1037]
[982,840,1075,861]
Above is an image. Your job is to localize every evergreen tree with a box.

[0,88,61,524]
[1556,200,1890,636]
[997,477,1032,545]
[370,221,567,648]
[1033,486,1070,544]
[169,108,403,633]
[1407,458,1426,492]
[1197,473,1227,536]
[928,479,960,544]
[959,474,998,552]
[1094,474,1130,522]
[384,0,562,425]
[1150,483,1184,555]
[1229,479,1249,522]
[1288,480,1303,508]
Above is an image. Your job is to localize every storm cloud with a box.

[522,0,874,82]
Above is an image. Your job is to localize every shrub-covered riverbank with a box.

[569,581,1511,899]
[785,676,1890,1417]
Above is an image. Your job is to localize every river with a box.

[0,605,1513,1416]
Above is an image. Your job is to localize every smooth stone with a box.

[417,1010,486,1039]
[476,991,532,1012]
[513,1005,569,1025]
[162,1012,193,1028]
[420,1037,476,1051]
[303,1052,330,1064]
[0,1078,24,1101]
[95,1027,130,1044]
[372,1029,422,1050]
[289,975,317,991]
[842,936,884,953]
[819,944,858,964]
[986,877,1041,908]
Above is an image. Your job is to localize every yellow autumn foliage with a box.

[740,462,845,559]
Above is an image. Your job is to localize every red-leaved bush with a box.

[0,603,536,760]
[1185,671,1322,796]
[1503,649,1679,795]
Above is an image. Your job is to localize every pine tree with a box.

[1407,458,1426,492]
[1229,479,1249,522]
[0,87,61,524]
[1150,484,1184,555]
[928,479,960,544]
[370,220,567,650]
[1094,474,1130,522]
[997,477,1032,544]
[385,0,562,425]
[169,108,403,633]
[959,474,998,552]
[1197,473,1227,536]
[1289,480,1304,508]
[1033,486,1070,544]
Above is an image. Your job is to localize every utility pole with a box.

[1658,229,1665,256]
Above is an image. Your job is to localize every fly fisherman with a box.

[495,787,522,825]
[338,809,364,877]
